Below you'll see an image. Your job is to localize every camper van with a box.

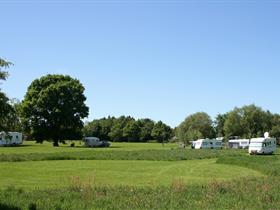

[192,139,222,149]
[228,139,250,149]
[0,132,23,146]
[249,137,276,155]
[83,137,110,147]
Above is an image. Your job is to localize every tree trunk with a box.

[53,140,59,147]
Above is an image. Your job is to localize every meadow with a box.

[0,141,279,210]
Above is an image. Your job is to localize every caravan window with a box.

[250,142,262,147]
[263,142,271,147]
[215,142,221,145]
[203,142,208,145]
[16,136,18,139]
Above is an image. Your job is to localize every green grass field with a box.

[0,141,177,154]
[0,141,279,210]
[0,159,263,189]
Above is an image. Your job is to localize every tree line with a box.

[176,105,280,144]
[83,116,173,143]
[1,57,280,146]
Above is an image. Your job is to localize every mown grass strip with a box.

[0,148,246,162]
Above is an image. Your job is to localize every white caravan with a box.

[83,137,110,147]
[228,139,250,149]
[0,132,23,146]
[249,137,276,155]
[193,139,222,149]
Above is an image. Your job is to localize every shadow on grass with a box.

[64,145,121,149]
[0,145,34,148]
[0,203,21,210]
[249,153,278,156]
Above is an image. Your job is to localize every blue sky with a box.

[1,0,280,127]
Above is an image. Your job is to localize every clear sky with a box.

[1,0,280,127]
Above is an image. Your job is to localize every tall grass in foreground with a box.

[0,176,279,210]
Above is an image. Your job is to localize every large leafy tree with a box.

[223,105,272,139]
[21,74,89,145]
[176,112,215,144]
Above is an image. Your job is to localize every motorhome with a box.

[192,138,222,149]
[228,139,250,149]
[83,137,110,147]
[0,132,23,146]
[249,137,276,154]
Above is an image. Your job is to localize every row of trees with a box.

[20,75,172,144]
[2,57,280,146]
[176,105,280,144]
[0,60,172,145]
[83,116,173,143]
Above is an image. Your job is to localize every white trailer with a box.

[228,139,250,149]
[83,137,110,147]
[193,139,222,149]
[249,137,276,155]
[0,132,23,146]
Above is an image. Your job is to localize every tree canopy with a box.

[223,105,273,139]
[151,121,172,143]
[0,58,12,81]
[0,58,16,132]
[176,112,215,144]
[83,116,173,142]
[20,74,89,144]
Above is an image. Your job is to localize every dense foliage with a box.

[176,105,280,144]
[0,58,12,80]
[20,74,89,144]
[176,112,215,144]
[0,58,17,132]
[83,116,173,142]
